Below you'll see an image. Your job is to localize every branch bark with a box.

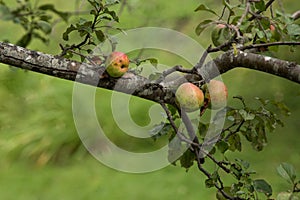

[0,42,300,106]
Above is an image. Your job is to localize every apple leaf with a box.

[63,24,76,41]
[147,58,158,68]
[39,4,69,22]
[195,19,213,36]
[37,21,52,34]
[95,30,105,42]
[194,4,219,17]
[253,179,272,197]
[277,163,297,184]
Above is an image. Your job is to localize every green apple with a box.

[175,82,204,112]
[205,80,228,110]
[105,51,129,78]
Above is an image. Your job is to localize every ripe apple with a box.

[105,51,129,78]
[270,24,276,32]
[175,82,204,112]
[205,80,228,110]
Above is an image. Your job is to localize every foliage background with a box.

[0,0,299,199]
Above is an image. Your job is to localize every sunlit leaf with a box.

[37,21,52,34]
[277,163,297,184]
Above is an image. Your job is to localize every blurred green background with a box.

[0,0,300,199]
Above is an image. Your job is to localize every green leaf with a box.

[239,109,255,121]
[148,58,158,68]
[95,30,105,42]
[277,163,297,184]
[194,4,219,17]
[32,32,49,44]
[216,140,228,153]
[37,21,52,34]
[255,0,266,12]
[236,159,250,169]
[205,178,215,188]
[195,20,213,36]
[287,24,300,36]
[16,32,32,47]
[168,136,182,164]
[228,134,241,152]
[0,4,13,20]
[222,0,233,10]
[198,122,208,138]
[256,30,265,39]
[103,8,119,22]
[253,179,272,196]
[148,72,162,81]
[39,4,69,22]
[63,24,76,41]
[180,149,195,170]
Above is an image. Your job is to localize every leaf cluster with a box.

[0,0,69,47]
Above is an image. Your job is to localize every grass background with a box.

[0,0,300,199]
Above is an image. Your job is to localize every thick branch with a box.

[0,42,176,105]
[1,42,300,106]
[198,51,300,84]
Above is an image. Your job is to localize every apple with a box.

[175,82,204,112]
[270,24,276,32]
[105,51,129,78]
[204,80,228,110]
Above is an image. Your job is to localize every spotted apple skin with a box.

[175,82,204,112]
[106,52,129,78]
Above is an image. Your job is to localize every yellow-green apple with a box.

[175,82,204,112]
[105,52,129,78]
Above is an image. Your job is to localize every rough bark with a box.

[0,42,300,105]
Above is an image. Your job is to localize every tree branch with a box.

[197,50,300,84]
[1,42,300,107]
[0,42,176,105]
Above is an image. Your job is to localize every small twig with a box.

[193,45,211,70]
[240,41,300,51]
[59,5,102,56]
[270,4,274,19]
[207,40,234,53]
[292,10,300,21]
[236,1,250,28]
[155,65,194,84]
[180,109,199,143]
[248,0,276,21]
[160,102,198,146]
[205,153,231,173]
[219,6,227,20]
[224,120,245,141]
[196,162,239,200]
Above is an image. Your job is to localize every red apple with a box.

[205,80,228,109]
[105,52,129,78]
[270,24,276,32]
[175,82,204,112]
